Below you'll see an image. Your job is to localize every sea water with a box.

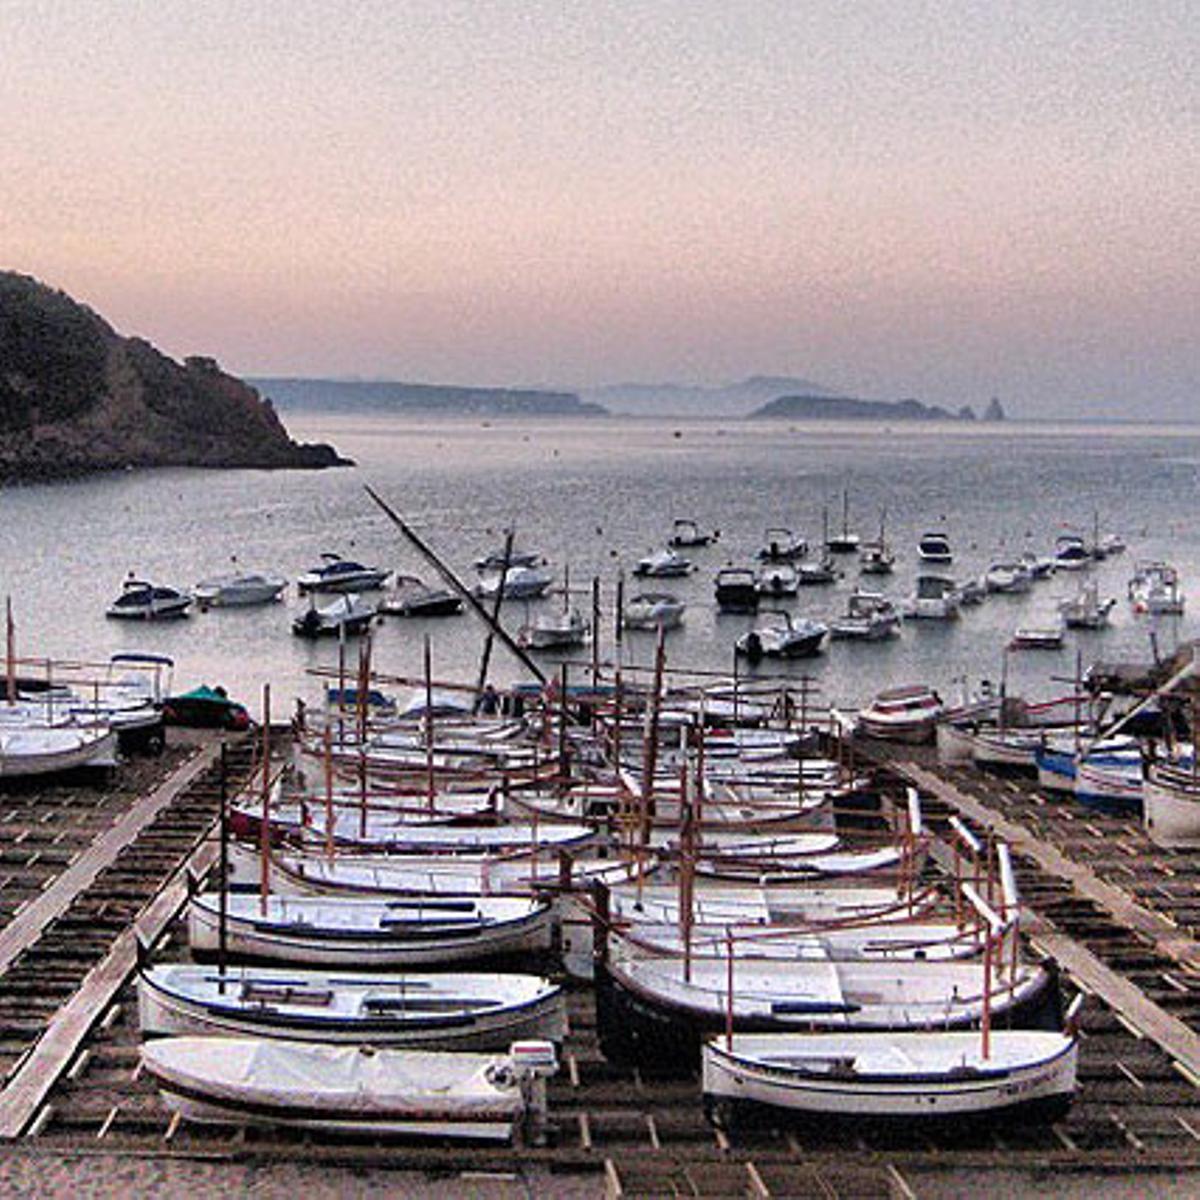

[3,413,1197,717]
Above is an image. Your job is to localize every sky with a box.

[2,1,1196,419]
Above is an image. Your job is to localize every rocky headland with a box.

[0,272,348,482]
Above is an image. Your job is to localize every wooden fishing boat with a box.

[139,963,566,1048]
[702,1027,1078,1127]
[595,931,1061,1067]
[142,1036,558,1140]
[0,722,117,778]
[1144,760,1200,848]
[187,891,555,966]
[857,685,943,743]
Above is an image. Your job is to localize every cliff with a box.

[749,394,980,421]
[256,377,608,417]
[0,273,348,481]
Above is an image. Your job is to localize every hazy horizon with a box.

[4,2,1196,420]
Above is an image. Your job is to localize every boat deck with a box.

[0,737,1198,1194]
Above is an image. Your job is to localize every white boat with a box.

[758,527,807,563]
[142,1036,557,1141]
[475,565,554,600]
[1010,618,1065,650]
[670,518,719,548]
[622,592,686,631]
[0,723,117,778]
[983,560,1033,594]
[857,685,943,743]
[917,532,952,563]
[1129,561,1185,615]
[1020,551,1057,579]
[297,554,390,594]
[757,563,800,596]
[968,728,1044,772]
[187,892,555,967]
[1058,580,1116,629]
[633,548,693,578]
[379,575,464,617]
[194,571,287,607]
[106,579,192,620]
[829,591,900,641]
[474,546,543,571]
[1054,535,1091,571]
[702,1028,1078,1126]
[139,963,566,1048]
[736,612,827,660]
[291,593,377,638]
[904,575,960,620]
[519,607,588,650]
[1144,761,1200,848]
[858,541,895,575]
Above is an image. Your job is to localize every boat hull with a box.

[1144,769,1200,848]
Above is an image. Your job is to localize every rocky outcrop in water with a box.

[0,272,348,481]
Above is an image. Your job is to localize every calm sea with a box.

[4,413,1198,717]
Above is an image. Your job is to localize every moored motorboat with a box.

[829,591,900,641]
[702,1026,1079,1127]
[297,554,390,594]
[1128,561,1185,615]
[735,612,827,661]
[917,531,952,564]
[984,560,1033,594]
[379,575,464,617]
[1058,580,1116,629]
[714,568,760,613]
[141,1036,558,1141]
[1054,534,1091,571]
[139,963,566,1048]
[623,593,686,632]
[757,527,807,563]
[106,579,192,620]
[670,518,719,548]
[518,607,589,651]
[757,563,800,597]
[475,565,554,601]
[633,548,693,578]
[194,571,287,607]
[1009,619,1065,650]
[291,593,377,638]
[904,575,959,620]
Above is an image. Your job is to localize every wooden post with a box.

[324,724,336,859]
[591,576,601,688]
[259,684,271,913]
[217,741,229,992]
[4,597,14,705]
[725,924,735,1051]
[424,635,436,814]
[614,572,625,647]
[981,921,993,1061]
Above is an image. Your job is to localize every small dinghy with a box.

[142,1036,558,1141]
[188,892,555,967]
[702,1025,1079,1128]
[670,518,719,548]
[139,963,566,1048]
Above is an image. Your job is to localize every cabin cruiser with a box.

[714,568,760,613]
[757,527,807,563]
[1010,618,1065,650]
[757,563,799,597]
[917,531,952,563]
[297,555,390,594]
[735,611,827,660]
[292,593,377,638]
[1054,535,1091,571]
[475,565,554,601]
[795,554,837,585]
[904,575,960,619]
[379,575,464,617]
[106,579,192,620]
[194,571,287,607]
[670,519,718,548]
[829,590,900,640]
[633,548,693,578]
[622,593,685,631]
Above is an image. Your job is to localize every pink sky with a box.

[2,1,1196,417]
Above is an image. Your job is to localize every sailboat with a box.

[825,491,860,554]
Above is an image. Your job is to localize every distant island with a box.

[0,272,347,482]
[255,377,608,418]
[750,394,1007,422]
[580,375,844,418]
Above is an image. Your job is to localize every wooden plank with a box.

[0,742,218,976]
[899,763,1200,970]
[0,815,221,1138]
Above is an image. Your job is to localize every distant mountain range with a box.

[579,375,845,418]
[254,377,607,417]
[751,394,1004,422]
